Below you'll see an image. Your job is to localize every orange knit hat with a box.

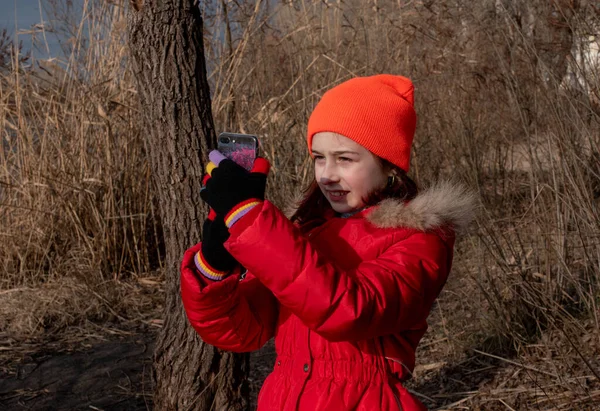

[307,74,417,172]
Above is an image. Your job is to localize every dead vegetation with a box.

[1,0,599,409]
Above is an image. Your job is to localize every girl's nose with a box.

[320,161,339,183]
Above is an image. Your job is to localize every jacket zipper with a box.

[384,356,407,410]
[393,391,403,410]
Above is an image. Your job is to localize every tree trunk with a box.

[127,1,249,409]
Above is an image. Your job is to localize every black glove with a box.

[200,150,270,224]
[194,212,238,280]
[202,214,237,268]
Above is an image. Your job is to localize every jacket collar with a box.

[366,181,477,233]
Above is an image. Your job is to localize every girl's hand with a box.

[195,209,239,281]
[200,150,270,227]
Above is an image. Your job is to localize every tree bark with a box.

[127,1,249,409]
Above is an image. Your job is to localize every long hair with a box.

[290,158,418,228]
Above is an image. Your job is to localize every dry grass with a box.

[1,0,600,409]
[1,0,163,337]
[0,275,163,338]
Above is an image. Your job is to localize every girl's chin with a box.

[321,190,364,213]
[329,201,363,214]
[330,204,351,213]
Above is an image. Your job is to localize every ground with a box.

[0,334,154,410]
[0,330,275,410]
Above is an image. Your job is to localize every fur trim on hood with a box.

[367,181,477,234]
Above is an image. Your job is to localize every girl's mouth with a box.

[326,190,349,202]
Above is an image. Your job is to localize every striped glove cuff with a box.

[224,199,262,228]
[194,248,231,281]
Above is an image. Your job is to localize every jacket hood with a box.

[367,181,477,234]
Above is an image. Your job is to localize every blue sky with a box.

[1,0,63,59]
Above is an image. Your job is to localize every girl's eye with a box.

[313,155,325,161]
[338,157,352,162]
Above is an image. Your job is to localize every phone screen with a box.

[217,133,259,171]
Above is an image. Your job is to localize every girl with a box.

[180,75,475,410]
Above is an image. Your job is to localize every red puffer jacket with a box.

[181,183,474,410]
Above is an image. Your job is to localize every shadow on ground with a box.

[407,335,514,410]
[0,336,155,411]
[0,334,277,411]
[408,352,501,409]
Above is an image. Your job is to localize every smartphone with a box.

[217,132,259,171]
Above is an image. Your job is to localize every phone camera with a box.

[219,137,230,144]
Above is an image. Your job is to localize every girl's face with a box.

[312,132,389,213]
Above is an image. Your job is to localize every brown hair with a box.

[290,158,418,228]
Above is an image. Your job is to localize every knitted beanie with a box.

[306,74,417,172]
